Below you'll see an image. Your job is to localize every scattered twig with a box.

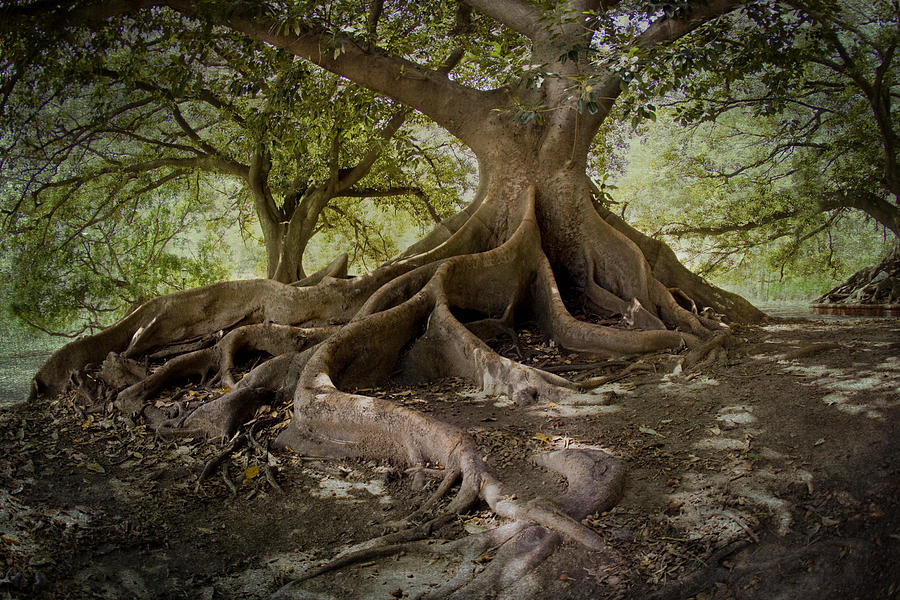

[196,432,247,491]
[221,463,238,496]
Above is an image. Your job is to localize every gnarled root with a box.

[270,440,626,599]
[115,323,334,414]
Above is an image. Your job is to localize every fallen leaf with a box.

[245,465,261,481]
[639,426,663,437]
[86,463,106,474]
[464,522,488,534]
[533,433,553,444]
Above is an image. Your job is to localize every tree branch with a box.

[94,66,249,129]
[665,188,900,241]
[167,101,227,158]
[365,0,384,39]
[823,190,900,238]
[663,207,808,237]
[249,150,282,227]
[30,156,247,202]
[344,186,442,223]
[160,0,496,140]
[0,0,155,28]
[334,42,466,193]
[635,0,746,52]
[461,0,540,38]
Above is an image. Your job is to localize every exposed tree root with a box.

[271,447,624,599]
[196,432,247,491]
[815,246,900,305]
[576,360,656,389]
[678,331,730,372]
[116,323,334,414]
[34,182,750,598]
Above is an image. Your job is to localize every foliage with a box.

[592,0,899,299]
[611,111,895,300]
[620,0,900,238]
[0,5,471,333]
[0,174,233,335]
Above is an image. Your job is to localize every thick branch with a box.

[635,0,745,52]
[461,0,540,38]
[823,190,900,238]
[161,1,497,141]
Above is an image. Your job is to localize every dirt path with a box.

[1,316,898,599]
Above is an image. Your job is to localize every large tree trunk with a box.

[255,184,320,284]
[261,213,315,284]
[260,219,308,284]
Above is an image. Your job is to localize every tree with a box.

[9,1,767,596]
[626,0,900,249]
[610,110,895,298]
[1,8,471,334]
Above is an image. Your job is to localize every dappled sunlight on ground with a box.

[311,471,392,505]
[531,390,625,418]
[780,358,900,420]
[667,400,794,546]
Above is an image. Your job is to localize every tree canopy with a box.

[621,0,899,245]
[1,3,472,332]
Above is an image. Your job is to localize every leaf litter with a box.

[0,317,898,598]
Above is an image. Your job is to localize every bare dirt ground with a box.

[1,315,898,600]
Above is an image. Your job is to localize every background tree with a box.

[609,110,895,300]
[618,0,900,256]
[1,6,471,332]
